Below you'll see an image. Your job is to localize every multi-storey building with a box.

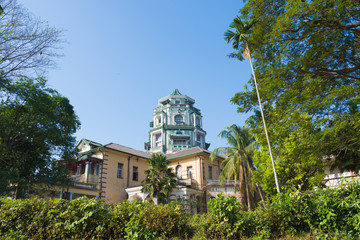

[52,90,243,212]
[145,89,210,153]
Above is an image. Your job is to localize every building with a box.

[52,89,237,213]
[31,89,355,207]
[145,89,210,153]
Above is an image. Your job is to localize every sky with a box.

[18,0,253,152]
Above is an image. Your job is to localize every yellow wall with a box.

[169,153,222,190]
[52,148,223,205]
[101,149,148,204]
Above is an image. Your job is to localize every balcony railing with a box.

[171,145,189,151]
[151,146,163,152]
[70,174,100,190]
[71,175,86,183]
[178,178,192,186]
[72,181,99,190]
[206,180,236,187]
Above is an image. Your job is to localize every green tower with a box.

[145,89,210,154]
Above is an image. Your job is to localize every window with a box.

[133,166,138,181]
[174,115,183,124]
[95,164,100,175]
[76,164,85,175]
[174,139,186,145]
[187,166,193,179]
[155,133,162,147]
[156,116,161,125]
[117,163,123,178]
[176,165,182,179]
[196,117,201,126]
[175,99,180,105]
[89,162,94,174]
[197,134,202,142]
[176,131,182,135]
[208,166,213,179]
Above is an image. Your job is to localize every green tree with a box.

[225,16,281,193]
[228,0,360,195]
[141,153,177,204]
[0,77,80,198]
[210,125,259,210]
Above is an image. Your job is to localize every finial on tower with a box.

[171,89,182,95]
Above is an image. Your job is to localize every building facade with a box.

[48,90,245,213]
[145,89,210,154]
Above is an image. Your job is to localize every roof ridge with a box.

[106,142,145,151]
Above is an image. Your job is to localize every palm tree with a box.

[224,16,280,193]
[141,153,177,204]
[210,125,259,210]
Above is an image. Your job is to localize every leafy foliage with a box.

[1,181,360,239]
[195,180,360,239]
[141,153,177,204]
[210,125,260,209]
[224,17,256,60]
[0,197,192,239]
[227,0,360,194]
[0,77,80,197]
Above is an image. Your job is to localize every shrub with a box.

[124,201,192,239]
[203,194,255,239]
[1,180,360,239]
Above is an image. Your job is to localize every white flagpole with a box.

[245,44,281,193]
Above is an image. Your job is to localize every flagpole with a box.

[244,44,281,193]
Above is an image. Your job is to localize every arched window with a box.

[196,117,201,126]
[174,115,183,124]
[176,131,182,135]
[176,165,182,179]
[156,116,161,125]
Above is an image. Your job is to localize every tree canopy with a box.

[0,77,80,198]
[228,0,360,195]
[210,125,260,209]
[141,153,177,204]
[0,0,63,80]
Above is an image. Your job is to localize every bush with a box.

[253,180,360,239]
[197,194,255,239]
[123,201,191,239]
[0,197,192,239]
[0,180,360,239]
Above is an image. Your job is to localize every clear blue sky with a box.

[18,0,253,151]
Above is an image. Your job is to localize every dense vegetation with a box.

[141,153,177,204]
[1,180,359,239]
[227,0,360,195]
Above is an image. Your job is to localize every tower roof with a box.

[171,89,182,95]
[158,89,195,106]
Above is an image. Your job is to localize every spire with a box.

[171,89,182,95]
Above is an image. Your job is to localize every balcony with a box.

[70,174,100,190]
[151,146,163,152]
[71,181,99,190]
[178,178,192,186]
[171,145,189,151]
[206,180,236,187]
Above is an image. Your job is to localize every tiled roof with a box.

[83,138,103,147]
[78,139,217,160]
[166,146,211,160]
[105,143,151,159]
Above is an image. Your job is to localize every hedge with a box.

[1,179,359,239]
